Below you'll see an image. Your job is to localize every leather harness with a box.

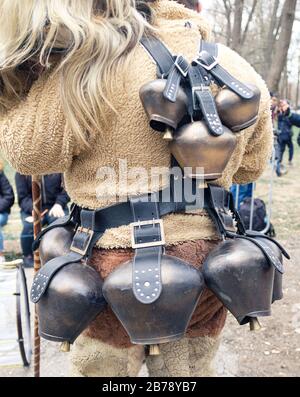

[31,182,288,305]
[31,38,289,305]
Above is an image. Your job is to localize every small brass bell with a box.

[249,318,262,332]
[163,130,174,141]
[149,345,161,356]
[60,341,71,353]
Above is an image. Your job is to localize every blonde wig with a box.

[0,0,156,146]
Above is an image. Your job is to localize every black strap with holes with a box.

[31,182,289,304]
[130,193,163,304]
[141,36,189,103]
[197,41,254,99]
[188,65,223,136]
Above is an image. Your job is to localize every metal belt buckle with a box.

[174,55,189,77]
[192,85,210,110]
[131,220,165,249]
[218,210,236,233]
[195,53,219,71]
[70,227,94,256]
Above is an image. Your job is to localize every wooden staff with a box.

[32,175,42,378]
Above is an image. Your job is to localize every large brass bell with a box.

[169,121,237,180]
[39,225,75,266]
[35,262,106,344]
[103,255,205,345]
[33,223,106,345]
[203,238,277,326]
[139,80,189,132]
[215,83,261,132]
[272,270,283,303]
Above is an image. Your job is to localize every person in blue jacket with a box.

[277,100,300,167]
[15,173,70,267]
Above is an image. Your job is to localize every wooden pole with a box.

[32,175,42,378]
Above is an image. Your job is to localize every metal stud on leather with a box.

[246,237,284,274]
[132,246,163,304]
[130,195,165,305]
[196,50,254,100]
[188,66,224,137]
[30,252,82,303]
[163,55,189,103]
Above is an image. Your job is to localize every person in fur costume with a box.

[0,0,272,377]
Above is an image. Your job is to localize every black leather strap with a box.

[204,185,287,274]
[204,185,235,234]
[32,205,78,252]
[31,182,289,303]
[31,252,82,303]
[163,55,189,103]
[130,193,163,304]
[200,41,218,58]
[246,231,290,260]
[195,45,254,99]
[140,36,175,78]
[31,209,105,304]
[141,36,189,104]
[188,65,223,136]
[227,232,284,274]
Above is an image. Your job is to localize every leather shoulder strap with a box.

[197,41,254,99]
[200,41,218,58]
[140,36,175,77]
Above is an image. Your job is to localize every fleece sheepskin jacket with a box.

[0,0,273,249]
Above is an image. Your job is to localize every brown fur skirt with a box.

[84,240,227,348]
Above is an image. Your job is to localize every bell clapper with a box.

[60,341,71,353]
[249,317,262,332]
[149,344,160,356]
[163,129,174,141]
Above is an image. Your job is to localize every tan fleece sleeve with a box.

[232,104,273,185]
[0,70,75,175]
[216,44,273,186]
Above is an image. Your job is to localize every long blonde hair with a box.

[0,0,155,146]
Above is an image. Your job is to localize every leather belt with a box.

[31,184,289,304]
[31,184,230,303]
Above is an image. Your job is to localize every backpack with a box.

[239,198,276,237]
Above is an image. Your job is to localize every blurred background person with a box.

[270,92,279,124]
[15,173,70,267]
[0,161,15,263]
[277,99,300,168]
[270,92,284,177]
[178,0,202,12]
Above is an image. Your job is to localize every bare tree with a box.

[222,0,233,46]
[208,0,298,96]
[241,0,258,46]
[231,0,245,51]
[267,0,297,92]
[264,0,281,73]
